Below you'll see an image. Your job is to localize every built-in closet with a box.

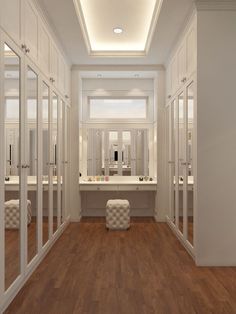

[0,0,71,311]
[165,14,196,257]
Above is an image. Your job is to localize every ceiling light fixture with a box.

[113,27,123,34]
[97,74,102,78]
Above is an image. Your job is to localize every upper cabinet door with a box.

[58,53,65,94]
[50,41,59,87]
[177,42,187,86]
[171,56,178,95]
[186,24,196,78]
[65,64,71,100]
[0,0,22,45]
[166,64,171,101]
[23,0,39,63]
[39,21,50,78]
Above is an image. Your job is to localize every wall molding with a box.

[72,64,165,72]
[195,0,236,11]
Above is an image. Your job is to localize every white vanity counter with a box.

[79,177,157,191]
[5,176,58,191]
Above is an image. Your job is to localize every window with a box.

[89,98,147,119]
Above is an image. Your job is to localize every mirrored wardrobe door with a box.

[52,92,58,234]
[25,65,38,264]
[61,103,67,223]
[59,99,63,226]
[167,101,176,223]
[3,42,22,290]
[42,82,49,245]
[178,92,184,234]
[186,81,194,246]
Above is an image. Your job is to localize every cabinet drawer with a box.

[118,185,157,191]
[80,184,118,191]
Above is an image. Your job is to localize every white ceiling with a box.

[37,0,194,66]
[73,0,162,56]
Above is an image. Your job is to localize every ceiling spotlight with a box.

[113,27,123,34]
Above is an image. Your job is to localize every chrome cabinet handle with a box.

[168,161,175,164]
[21,44,26,52]
[25,48,30,53]
[168,95,171,99]
[181,161,187,166]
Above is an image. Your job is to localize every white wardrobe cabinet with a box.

[0,31,70,312]
[166,78,195,257]
[49,41,59,88]
[58,53,65,95]
[22,0,39,64]
[0,0,22,47]
[177,42,187,87]
[0,0,70,99]
[38,22,50,79]
[166,18,196,100]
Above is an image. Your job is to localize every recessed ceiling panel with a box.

[73,0,163,56]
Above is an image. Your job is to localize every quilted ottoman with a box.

[5,200,32,229]
[106,199,130,230]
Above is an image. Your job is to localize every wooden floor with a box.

[5,218,236,314]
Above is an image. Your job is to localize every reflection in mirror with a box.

[168,100,176,224]
[178,92,184,234]
[42,82,49,245]
[4,43,21,290]
[60,100,63,225]
[86,129,149,176]
[187,82,194,245]
[108,131,119,176]
[52,93,58,233]
[122,131,131,175]
[26,66,38,264]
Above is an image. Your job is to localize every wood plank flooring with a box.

[5,218,236,314]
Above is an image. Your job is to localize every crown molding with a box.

[195,1,236,11]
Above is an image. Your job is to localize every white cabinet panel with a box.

[50,41,58,87]
[39,22,50,78]
[171,56,178,95]
[23,0,38,63]
[0,0,22,45]
[186,25,196,78]
[178,42,187,86]
[166,65,171,100]
[65,64,71,99]
[58,53,65,94]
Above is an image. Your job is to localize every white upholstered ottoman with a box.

[106,199,130,230]
[5,200,32,229]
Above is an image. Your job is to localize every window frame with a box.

[87,96,149,123]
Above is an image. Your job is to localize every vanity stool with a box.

[106,199,130,230]
[5,199,32,229]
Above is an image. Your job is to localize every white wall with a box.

[196,10,236,265]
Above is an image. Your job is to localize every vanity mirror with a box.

[86,128,149,176]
